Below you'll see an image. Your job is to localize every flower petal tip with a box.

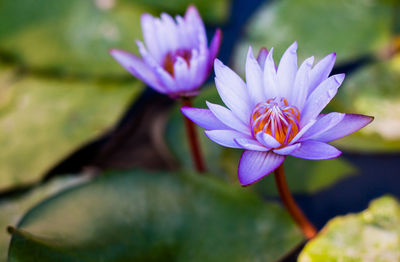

[180,106,192,117]
[334,73,345,84]
[108,48,118,55]
[108,48,126,56]
[238,167,273,187]
[215,28,222,37]
[185,5,201,20]
[290,41,298,51]
[238,151,285,186]
[214,58,223,67]
[306,56,315,65]
[140,13,152,22]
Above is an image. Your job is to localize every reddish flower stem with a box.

[274,164,317,239]
[181,97,206,173]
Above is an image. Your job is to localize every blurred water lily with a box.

[182,42,373,186]
[110,5,221,98]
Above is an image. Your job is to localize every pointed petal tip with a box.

[259,47,269,54]
[246,46,256,60]
[307,56,315,65]
[239,176,264,187]
[349,113,375,126]
[108,49,139,63]
[215,28,222,37]
[135,40,144,48]
[185,4,201,19]
[269,47,274,54]
[212,28,223,45]
[334,73,345,84]
[238,159,281,186]
[214,58,222,66]
[109,48,130,56]
[257,47,269,58]
[358,114,374,125]
[108,48,119,55]
[213,59,224,73]
[180,106,192,116]
[238,158,269,186]
[141,13,153,22]
[289,141,342,160]
[238,151,285,186]
[256,47,269,66]
[208,28,222,63]
[316,148,342,160]
[187,4,198,12]
[289,41,298,51]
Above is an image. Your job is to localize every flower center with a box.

[250,98,300,145]
[162,49,192,77]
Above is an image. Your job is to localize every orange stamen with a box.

[251,98,300,145]
[163,49,192,77]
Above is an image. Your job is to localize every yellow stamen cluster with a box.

[251,98,300,145]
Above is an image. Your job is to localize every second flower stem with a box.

[181,97,206,173]
[274,164,317,239]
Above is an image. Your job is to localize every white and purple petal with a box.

[289,141,342,160]
[256,47,269,70]
[160,13,180,53]
[214,59,252,123]
[246,46,265,106]
[277,41,298,98]
[190,49,208,88]
[141,14,163,62]
[308,53,336,93]
[290,56,314,110]
[234,138,269,151]
[205,130,253,149]
[309,113,374,142]
[207,29,222,72]
[206,101,251,135]
[173,57,192,92]
[300,74,345,126]
[300,112,345,141]
[256,132,281,148]
[109,49,166,94]
[273,143,301,155]
[184,5,207,48]
[263,48,280,99]
[289,119,316,144]
[238,151,285,186]
[181,107,229,130]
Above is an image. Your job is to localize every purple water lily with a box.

[182,42,373,186]
[110,5,221,98]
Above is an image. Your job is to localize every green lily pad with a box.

[166,86,356,194]
[8,169,302,261]
[299,195,400,261]
[0,0,149,76]
[0,175,90,262]
[0,0,229,77]
[0,68,142,192]
[234,0,394,73]
[331,55,400,152]
[124,0,230,24]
